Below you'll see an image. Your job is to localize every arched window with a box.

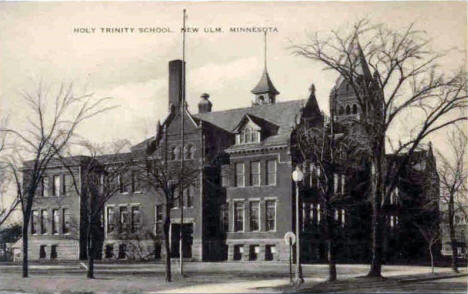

[346,105,351,115]
[352,104,358,114]
[258,95,264,104]
[339,107,344,115]
[184,145,195,159]
[174,146,181,160]
[169,146,176,161]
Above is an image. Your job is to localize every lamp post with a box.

[292,165,304,285]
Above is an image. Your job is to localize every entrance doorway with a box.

[170,223,193,258]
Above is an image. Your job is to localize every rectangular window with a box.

[341,209,346,226]
[41,210,48,234]
[155,205,163,235]
[132,172,141,193]
[303,203,311,231]
[43,177,49,197]
[53,175,61,197]
[334,173,339,193]
[265,200,276,231]
[220,204,228,232]
[249,201,260,231]
[266,160,276,186]
[119,206,128,233]
[62,208,70,234]
[131,206,141,232]
[251,162,260,186]
[31,210,39,234]
[119,174,129,193]
[62,174,69,195]
[317,204,321,223]
[107,207,115,233]
[52,209,59,234]
[221,167,229,187]
[185,186,193,208]
[235,163,245,187]
[50,245,58,259]
[234,202,244,232]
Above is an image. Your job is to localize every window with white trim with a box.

[62,208,70,234]
[107,207,115,233]
[266,160,276,186]
[251,161,260,186]
[52,209,59,234]
[234,201,244,232]
[265,200,276,231]
[41,210,48,234]
[53,175,61,197]
[249,201,260,231]
[131,206,141,233]
[235,163,245,187]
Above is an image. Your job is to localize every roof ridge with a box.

[193,99,305,116]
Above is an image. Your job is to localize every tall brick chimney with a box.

[168,59,185,110]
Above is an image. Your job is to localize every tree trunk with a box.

[163,211,171,282]
[368,149,385,278]
[21,221,29,278]
[429,245,434,274]
[325,200,337,281]
[448,193,459,273]
[86,222,94,279]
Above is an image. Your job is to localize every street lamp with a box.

[292,165,304,285]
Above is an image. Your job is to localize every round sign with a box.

[284,231,296,245]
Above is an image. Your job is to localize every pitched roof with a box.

[251,69,280,95]
[194,99,306,148]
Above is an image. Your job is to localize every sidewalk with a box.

[0,264,465,293]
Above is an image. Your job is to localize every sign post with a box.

[284,232,296,284]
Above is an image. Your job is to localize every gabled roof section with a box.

[251,69,280,95]
[194,99,309,148]
[131,104,200,153]
[232,113,279,134]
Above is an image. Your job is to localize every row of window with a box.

[232,244,276,261]
[338,104,360,116]
[31,208,70,235]
[235,127,261,145]
[302,204,346,230]
[302,164,346,194]
[388,215,399,228]
[231,199,276,232]
[223,160,276,187]
[106,205,141,234]
[39,175,72,197]
[38,244,58,259]
[168,144,195,161]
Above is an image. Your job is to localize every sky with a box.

[0,1,466,221]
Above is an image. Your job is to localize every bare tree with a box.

[0,116,20,227]
[57,139,133,279]
[437,128,468,273]
[293,19,468,277]
[295,112,369,281]
[415,222,441,274]
[1,82,112,278]
[136,124,199,282]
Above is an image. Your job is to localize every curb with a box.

[398,273,468,283]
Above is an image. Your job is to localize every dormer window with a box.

[236,127,260,145]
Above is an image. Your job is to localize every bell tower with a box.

[251,32,279,106]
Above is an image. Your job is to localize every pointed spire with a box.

[251,31,279,95]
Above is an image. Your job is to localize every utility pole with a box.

[179,8,187,277]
